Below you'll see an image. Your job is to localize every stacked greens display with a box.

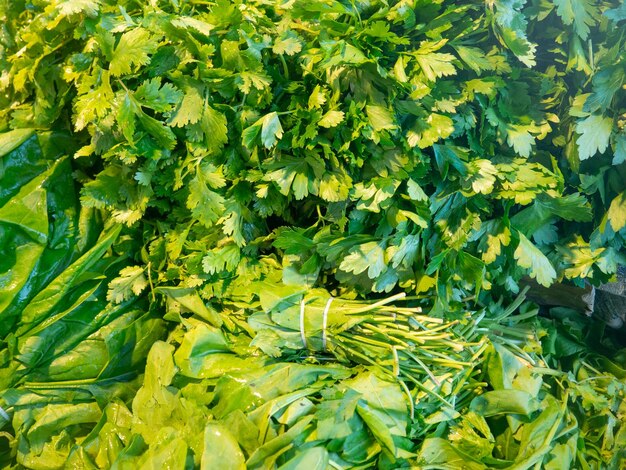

[0,0,625,468]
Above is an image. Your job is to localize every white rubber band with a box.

[300,298,307,349]
[0,405,9,422]
[322,297,334,351]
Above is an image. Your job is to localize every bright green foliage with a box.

[576,114,613,160]
[514,232,557,287]
[1,0,626,467]
[2,0,624,304]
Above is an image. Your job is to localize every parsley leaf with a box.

[576,114,613,160]
[514,231,557,287]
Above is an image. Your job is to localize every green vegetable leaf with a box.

[576,114,613,160]
[553,0,596,40]
[170,86,204,127]
[366,105,397,132]
[109,28,159,76]
[318,110,344,128]
[506,125,535,158]
[53,0,101,17]
[607,191,626,232]
[339,241,386,279]
[202,423,246,470]
[413,41,456,81]
[514,231,556,287]
[273,32,303,56]
[107,266,148,303]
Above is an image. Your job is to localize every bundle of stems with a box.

[247,288,488,418]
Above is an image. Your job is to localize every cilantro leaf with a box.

[186,174,226,228]
[170,86,204,127]
[243,112,284,149]
[490,0,537,67]
[109,28,159,76]
[107,266,148,303]
[200,103,228,154]
[202,245,241,274]
[481,222,511,264]
[273,31,303,56]
[54,0,101,16]
[465,160,498,195]
[584,65,626,113]
[408,114,454,148]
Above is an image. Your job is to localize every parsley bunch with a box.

[2,0,625,305]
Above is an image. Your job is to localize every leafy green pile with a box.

[1,0,626,468]
[0,131,165,466]
[3,0,626,302]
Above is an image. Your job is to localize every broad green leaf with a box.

[356,403,396,455]
[0,129,35,157]
[470,390,541,417]
[16,225,121,334]
[418,438,487,470]
[0,163,49,243]
[246,416,313,468]
[277,447,328,470]
[157,286,222,326]
[511,399,565,469]
[202,423,246,470]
